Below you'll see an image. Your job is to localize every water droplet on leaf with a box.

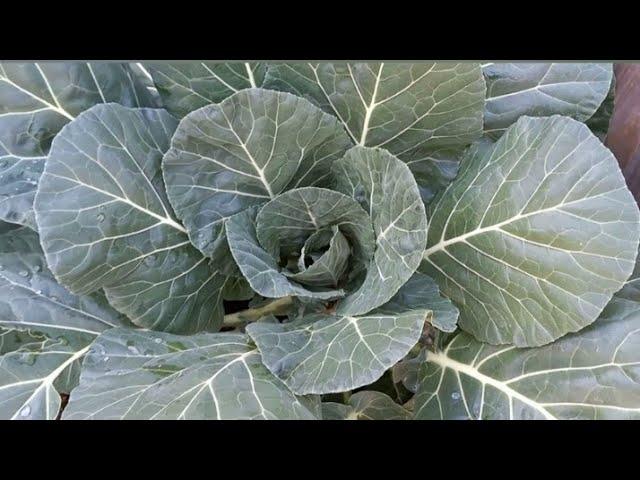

[20,405,31,417]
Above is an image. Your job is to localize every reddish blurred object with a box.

[606,64,640,203]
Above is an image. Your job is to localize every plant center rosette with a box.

[161,88,458,393]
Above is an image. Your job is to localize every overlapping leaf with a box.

[0,227,128,420]
[144,62,266,118]
[163,88,353,258]
[414,282,640,420]
[586,74,615,141]
[322,391,410,420]
[34,103,227,334]
[332,146,428,315]
[284,226,351,287]
[483,63,613,138]
[0,62,156,228]
[422,115,640,347]
[264,63,486,202]
[62,328,318,420]
[246,272,457,395]
[226,187,374,299]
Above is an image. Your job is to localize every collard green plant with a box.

[0,61,638,420]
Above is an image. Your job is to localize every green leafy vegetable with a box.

[1,61,637,421]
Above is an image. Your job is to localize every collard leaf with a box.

[0,227,128,420]
[226,196,359,300]
[255,187,374,266]
[0,62,156,228]
[422,115,640,347]
[414,291,640,420]
[381,272,459,333]
[34,103,227,334]
[0,220,18,234]
[246,272,454,395]
[284,226,351,287]
[322,391,410,420]
[222,275,254,302]
[129,63,162,107]
[163,88,353,258]
[586,74,615,141]
[483,63,613,138]
[0,227,129,336]
[392,349,426,394]
[264,63,485,202]
[62,328,318,420]
[332,147,428,315]
[144,62,266,118]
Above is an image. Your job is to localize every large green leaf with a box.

[226,187,374,300]
[0,227,128,420]
[483,63,613,138]
[144,62,266,118]
[0,62,156,229]
[62,328,318,420]
[163,88,352,258]
[322,391,410,420]
[34,103,227,334]
[246,272,455,395]
[414,292,640,420]
[264,63,485,202]
[422,115,640,347]
[332,146,428,315]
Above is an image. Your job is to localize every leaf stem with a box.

[223,296,294,327]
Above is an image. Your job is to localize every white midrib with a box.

[426,350,557,420]
[424,200,576,258]
[176,350,255,420]
[245,63,257,88]
[44,172,187,234]
[8,345,91,420]
[487,80,605,102]
[1,68,74,121]
[359,63,383,146]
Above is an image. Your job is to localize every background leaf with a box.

[322,391,410,420]
[0,62,156,229]
[264,63,485,202]
[483,63,613,138]
[144,62,265,118]
[0,227,128,420]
